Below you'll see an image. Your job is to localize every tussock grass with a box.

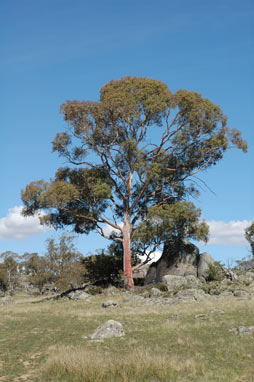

[43,345,204,382]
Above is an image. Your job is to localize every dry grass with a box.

[43,345,205,382]
[44,346,180,382]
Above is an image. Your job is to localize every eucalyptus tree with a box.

[0,251,19,290]
[0,264,8,293]
[245,222,254,257]
[21,76,247,287]
[44,233,84,290]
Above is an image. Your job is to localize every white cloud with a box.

[102,223,162,263]
[102,219,252,250]
[0,206,50,240]
[101,223,123,237]
[206,220,251,246]
[139,250,162,264]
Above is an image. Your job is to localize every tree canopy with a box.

[23,233,85,292]
[245,222,254,257]
[21,76,247,287]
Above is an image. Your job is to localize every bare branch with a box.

[97,213,122,232]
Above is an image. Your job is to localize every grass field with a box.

[1,292,254,381]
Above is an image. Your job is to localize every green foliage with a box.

[0,252,19,291]
[54,262,84,291]
[133,201,209,257]
[86,285,103,295]
[45,233,82,273]
[44,233,85,291]
[201,281,225,295]
[23,234,86,293]
[156,282,168,292]
[245,222,254,257]
[25,253,54,293]
[83,252,123,286]
[0,264,9,293]
[206,261,224,282]
[0,251,19,262]
[29,272,54,294]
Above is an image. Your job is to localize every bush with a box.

[86,286,103,295]
[83,253,122,287]
[206,262,224,282]
[156,282,168,292]
[201,281,224,295]
[0,264,9,294]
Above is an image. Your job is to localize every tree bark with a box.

[122,211,134,288]
[251,243,254,258]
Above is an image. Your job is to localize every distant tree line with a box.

[0,233,128,295]
[1,222,253,295]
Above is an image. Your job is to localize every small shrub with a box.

[86,286,103,295]
[83,253,122,286]
[0,264,9,294]
[131,285,154,298]
[201,281,224,295]
[206,262,223,282]
[156,282,168,292]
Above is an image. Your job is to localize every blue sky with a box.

[1,0,253,266]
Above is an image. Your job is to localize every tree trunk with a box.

[122,211,134,288]
[251,243,254,258]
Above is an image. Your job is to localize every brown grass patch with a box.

[42,345,205,382]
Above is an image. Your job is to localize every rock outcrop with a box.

[133,264,150,284]
[162,275,188,290]
[145,238,215,284]
[197,252,215,278]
